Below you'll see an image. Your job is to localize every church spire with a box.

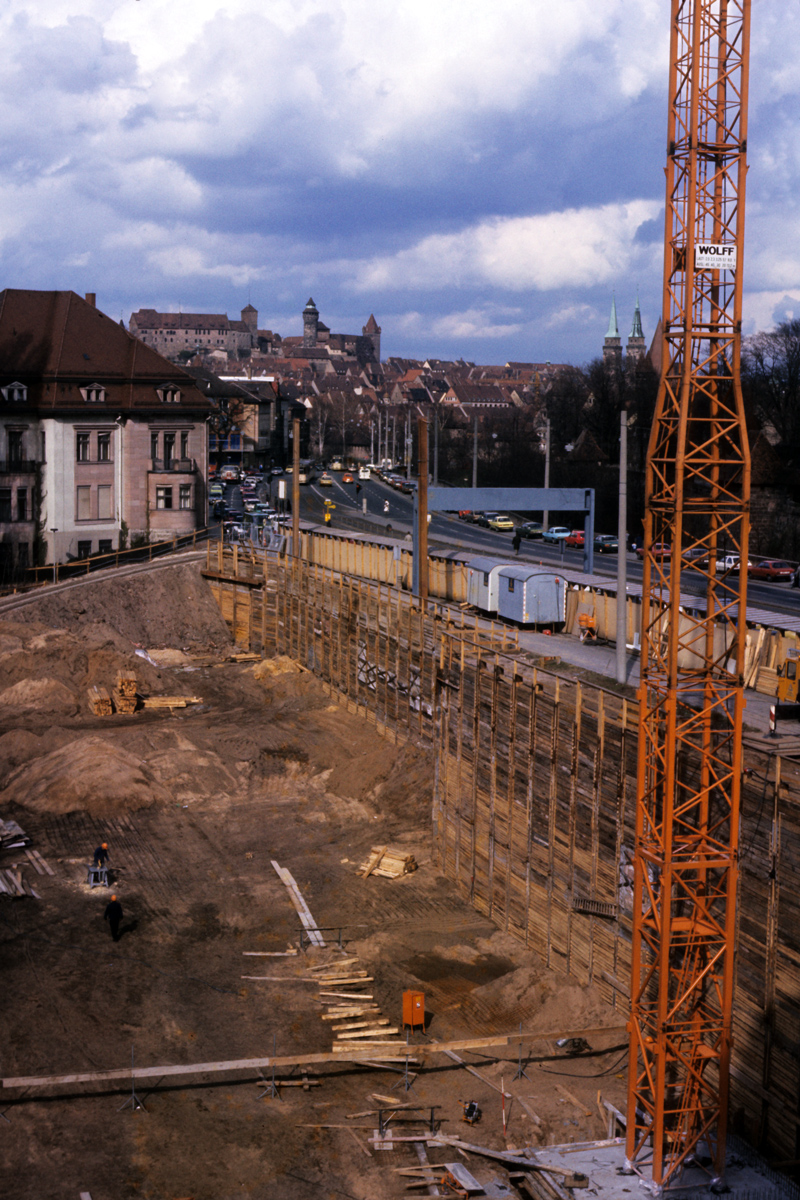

[626,291,646,367]
[630,291,644,339]
[606,294,620,339]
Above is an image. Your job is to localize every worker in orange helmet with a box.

[93,842,110,868]
[104,894,123,942]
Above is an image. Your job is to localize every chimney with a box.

[85,293,96,307]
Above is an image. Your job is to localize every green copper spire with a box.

[605,294,619,339]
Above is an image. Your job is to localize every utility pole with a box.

[472,413,478,488]
[542,419,551,529]
[417,417,429,601]
[292,417,300,558]
[615,408,628,683]
[433,404,439,485]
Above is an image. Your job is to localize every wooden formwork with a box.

[203,548,800,1165]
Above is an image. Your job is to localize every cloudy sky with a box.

[1,0,797,365]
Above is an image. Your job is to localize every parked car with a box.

[342,473,355,484]
[516,521,544,539]
[475,512,498,528]
[488,514,515,532]
[681,547,709,565]
[594,534,619,553]
[748,559,795,582]
[636,542,671,559]
[716,554,750,573]
[542,526,571,544]
[565,529,585,548]
[319,472,333,486]
[458,510,473,521]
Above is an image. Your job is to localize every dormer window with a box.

[157,385,181,404]
[2,382,27,403]
[81,383,106,403]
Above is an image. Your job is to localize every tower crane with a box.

[626,0,751,1191]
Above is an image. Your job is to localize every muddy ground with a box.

[0,562,627,1200]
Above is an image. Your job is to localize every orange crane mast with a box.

[626,0,751,1191]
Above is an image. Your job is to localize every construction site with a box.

[4,2,800,1198]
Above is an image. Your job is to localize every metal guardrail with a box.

[1,528,214,593]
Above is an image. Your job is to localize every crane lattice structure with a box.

[626,0,751,1190]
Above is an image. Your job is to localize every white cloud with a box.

[397,307,524,340]
[346,201,661,293]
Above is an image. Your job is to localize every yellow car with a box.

[319,472,333,486]
[488,514,515,532]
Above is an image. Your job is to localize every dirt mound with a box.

[1,735,170,814]
[8,562,232,649]
[252,656,305,680]
[0,677,78,715]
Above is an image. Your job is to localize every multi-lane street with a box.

[217,469,800,621]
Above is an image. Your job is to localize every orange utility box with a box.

[402,990,425,1031]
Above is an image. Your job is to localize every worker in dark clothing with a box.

[93,842,110,867]
[512,530,522,556]
[105,895,123,941]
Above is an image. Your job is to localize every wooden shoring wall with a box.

[203,548,800,1164]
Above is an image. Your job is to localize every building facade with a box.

[0,289,211,573]
[128,307,257,360]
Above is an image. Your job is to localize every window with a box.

[179,484,192,510]
[150,432,159,460]
[97,485,112,520]
[77,541,92,559]
[97,433,110,462]
[180,431,189,459]
[1,382,27,403]
[507,577,515,593]
[17,543,28,568]
[77,486,91,520]
[157,385,181,404]
[81,383,105,404]
[76,433,90,462]
[483,572,489,585]
[98,539,112,555]
[163,432,175,468]
[156,486,173,509]
[16,488,27,522]
[7,431,23,463]
[0,489,11,521]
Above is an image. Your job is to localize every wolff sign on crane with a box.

[627,0,751,1192]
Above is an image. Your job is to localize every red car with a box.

[636,543,672,559]
[342,472,354,484]
[748,559,795,582]
[565,529,585,548]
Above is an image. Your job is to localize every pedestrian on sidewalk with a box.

[512,530,522,556]
[105,894,123,942]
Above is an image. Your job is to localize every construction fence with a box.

[204,543,800,1165]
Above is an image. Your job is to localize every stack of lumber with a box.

[0,866,39,899]
[112,670,138,715]
[141,695,203,709]
[0,818,30,851]
[307,955,413,1063]
[358,845,418,879]
[755,666,779,697]
[87,685,113,716]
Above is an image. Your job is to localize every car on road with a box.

[542,526,571,543]
[636,542,671,559]
[748,559,795,582]
[358,466,371,480]
[330,460,344,471]
[458,510,473,521]
[270,467,283,476]
[516,521,543,539]
[475,512,498,528]
[209,482,224,498]
[594,534,618,553]
[681,546,709,565]
[342,472,355,484]
[488,514,515,531]
[565,529,585,548]
[319,472,333,486]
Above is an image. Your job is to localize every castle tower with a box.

[302,297,319,348]
[362,313,381,362]
[603,295,622,371]
[626,294,646,366]
[241,304,258,336]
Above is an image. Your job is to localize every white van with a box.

[358,466,370,480]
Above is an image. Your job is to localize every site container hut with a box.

[466,556,511,614]
[496,566,567,627]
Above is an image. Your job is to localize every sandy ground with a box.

[0,564,627,1200]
